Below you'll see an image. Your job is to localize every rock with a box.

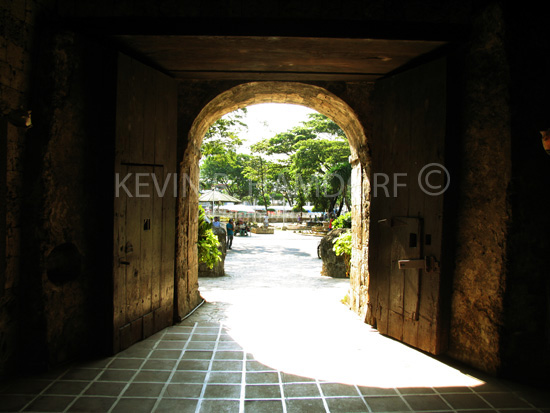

[199,227,227,277]
[320,228,349,278]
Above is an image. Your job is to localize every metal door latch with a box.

[398,256,439,272]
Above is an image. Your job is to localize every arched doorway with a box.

[176,82,371,328]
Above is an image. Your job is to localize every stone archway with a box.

[175,81,372,320]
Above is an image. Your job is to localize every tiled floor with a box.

[2,230,550,412]
[1,322,550,412]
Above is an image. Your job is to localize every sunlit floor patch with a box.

[204,286,484,389]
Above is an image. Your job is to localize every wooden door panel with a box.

[113,53,177,353]
[369,58,447,355]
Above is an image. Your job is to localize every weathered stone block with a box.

[320,229,349,278]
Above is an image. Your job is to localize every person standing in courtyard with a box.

[212,216,221,228]
[226,219,234,249]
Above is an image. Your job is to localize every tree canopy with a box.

[199,109,351,216]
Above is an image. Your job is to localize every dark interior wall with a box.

[0,0,53,376]
[501,4,550,386]
[15,28,117,371]
[446,1,512,375]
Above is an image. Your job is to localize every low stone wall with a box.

[251,227,274,234]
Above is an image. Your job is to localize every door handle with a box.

[398,256,439,273]
[119,259,130,266]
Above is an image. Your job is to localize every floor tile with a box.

[182,350,214,360]
[108,358,144,369]
[84,381,126,396]
[155,398,198,412]
[122,382,164,397]
[284,383,321,398]
[212,360,243,371]
[398,387,436,395]
[280,373,316,383]
[245,399,285,412]
[198,399,240,412]
[442,392,492,409]
[186,342,216,350]
[97,369,136,382]
[357,386,399,396]
[110,397,157,413]
[203,384,241,399]
[142,359,177,371]
[192,334,218,341]
[320,382,361,397]
[164,383,203,398]
[215,351,244,360]
[245,384,282,399]
[156,340,187,349]
[246,371,280,384]
[208,372,243,384]
[170,371,208,384]
[480,392,532,409]
[163,333,191,341]
[22,395,74,412]
[66,396,116,412]
[133,370,172,382]
[285,398,326,412]
[403,394,452,411]
[62,369,102,381]
[44,381,89,395]
[150,349,182,359]
[177,360,211,371]
[365,396,412,412]
[325,397,369,412]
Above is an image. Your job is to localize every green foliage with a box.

[252,113,351,211]
[333,231,352,257]
[332,212,352,229]
[242,156,278,211]
[333,230,352,277]
[200,153,257,201]
[202,109,247,156]
[198,206,222,269]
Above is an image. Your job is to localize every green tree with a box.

[242,156,278,212]
[201,108,247,156]
[200,153,257,202]
[252,113,351,214]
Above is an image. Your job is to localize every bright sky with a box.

[235,103,317,153]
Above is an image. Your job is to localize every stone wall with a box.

[2,0,118,373]
[500,4,550,385]
[446,2,512,375]
[0,0,53,376]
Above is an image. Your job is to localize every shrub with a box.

[332,212,352,229]
[333,230,352,277]
[198,206,222,269]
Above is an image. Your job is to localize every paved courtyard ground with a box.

[1,229,549,412]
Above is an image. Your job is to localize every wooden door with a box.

[368,58,448,354]
[113,53,177,353]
